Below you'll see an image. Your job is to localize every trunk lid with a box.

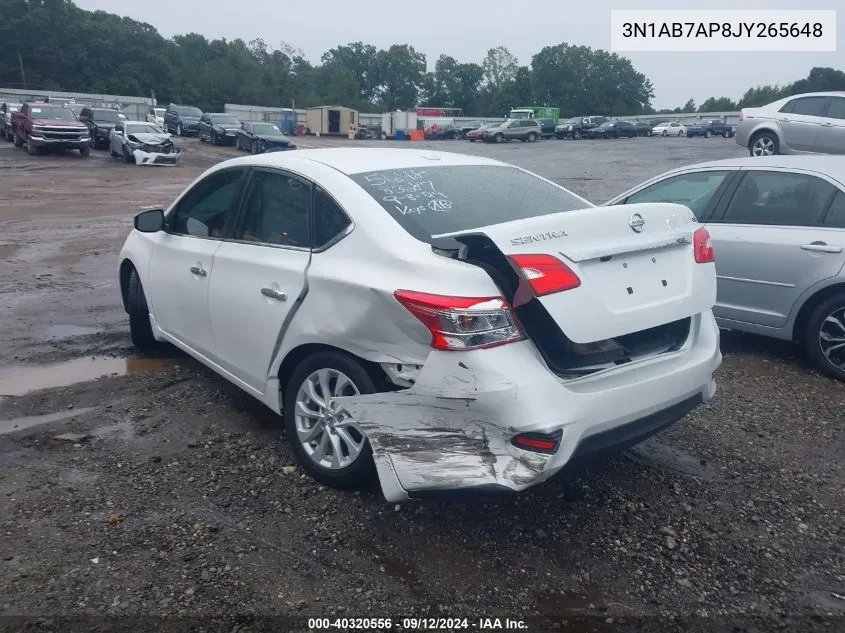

[463,203,716,344]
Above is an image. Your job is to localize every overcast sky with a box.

[73,0,842,109]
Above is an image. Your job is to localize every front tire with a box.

[804,293,845,381]
[27,139,38,155]
[750,131,778,156]
[123,145,133,163]
[79,145,90,157]
[284,352,376,489]
[127,269,156,350]
[494,133,503,144]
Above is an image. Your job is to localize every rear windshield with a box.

[350,165,590,237]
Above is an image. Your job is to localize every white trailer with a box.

[380,111,418,139]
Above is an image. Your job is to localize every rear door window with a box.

[623,170,731,220]
[789,97,828,117]
[349,165,590,237]
[823,191,845,228]
[826,97,845,121]
[718,171,837,226]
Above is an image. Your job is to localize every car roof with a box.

[212,148,509,176]
[653,155,845,183]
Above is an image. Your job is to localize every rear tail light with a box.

[394,290,524,351]
[512,431,562,454]
[507,254,581,296]
[693,227,715,263]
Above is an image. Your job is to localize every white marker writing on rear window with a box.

[363,170,453,215]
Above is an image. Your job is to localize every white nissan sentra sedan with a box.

[118,148,722,502]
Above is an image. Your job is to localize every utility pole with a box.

[18,52,26,89]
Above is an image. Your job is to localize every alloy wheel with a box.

[294,368,366,470]
[819,307,845,372]
[751,136,776,156]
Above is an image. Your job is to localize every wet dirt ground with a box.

[0,133,843,632]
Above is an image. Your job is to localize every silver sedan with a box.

[608,155,845,380]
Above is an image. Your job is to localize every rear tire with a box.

[494,133,503,144]
[527,132,537,142]
[803,293,845,381]
[705,130,712,138]
[283,351,377,489]
[127,269,157,350]
[749,131,778,156]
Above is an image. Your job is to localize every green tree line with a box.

[1,0,842,117]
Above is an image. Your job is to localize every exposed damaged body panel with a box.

[128,133,183,166]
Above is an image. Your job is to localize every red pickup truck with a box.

[11,102,90,156]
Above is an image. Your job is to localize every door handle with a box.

[800,243,842,253]
[261,287,287,301]
[189,265,207,277]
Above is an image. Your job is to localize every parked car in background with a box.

[164,104,203,136]
[555,116,608,139]
[735,91,845,156]
[118,148,720,500]
[64,103,84,118]
[536,118,557,139]
[586,120,637,139]
[466,122,498,142]
[483,119,541,143]
[355,123,381,140]
[235,121,296,153]
[686,120,735,138]
[653,121,687,137]
[11,102,90,156]
[78,107,122,149]
[147,107,166,128]
[0,102,22,142]
[424,124,460,140]
[198,113,242,145]
[607,155,845,380]
[634,122,654,137]
[458,121,484,138]
[110,120,182,166]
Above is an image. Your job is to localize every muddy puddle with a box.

[45,324,103,340]
[0,356,177,397]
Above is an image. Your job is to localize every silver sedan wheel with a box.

[752,136,776,156]
[819,307,845,371]
[294,368,366,470]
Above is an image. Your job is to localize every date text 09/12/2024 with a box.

[308,617,528,630]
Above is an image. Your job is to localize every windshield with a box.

[210,114,240,125]
[350,165,589,237]
[154,108,165,115]
[564,117,582,124]
[252,123,281,135]
[509,110,532,119]
[177,106,202,117]
[91,110,120,123]
[29,106,76,120]
[598,122,614,128]
[126,123,164,135]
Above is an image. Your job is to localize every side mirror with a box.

[134,209,165,233]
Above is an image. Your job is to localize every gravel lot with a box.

[0,133,843,632]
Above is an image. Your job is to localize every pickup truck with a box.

[685,119,735,138]
[11,102,90,156]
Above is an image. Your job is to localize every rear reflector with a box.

[693,227,715,263]
[508,254,581,296]
[394,290,524,351]
[512,431,562,454]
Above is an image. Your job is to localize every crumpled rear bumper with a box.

[337,312,721,502]
[133,149,183,166]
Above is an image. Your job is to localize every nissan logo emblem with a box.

[629,213,645,233]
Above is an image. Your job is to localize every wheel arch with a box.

[276,343,392,405]
[747,125,781,149]
[119,258,136,313]
[792,281,845,343]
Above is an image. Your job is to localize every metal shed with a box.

[306,105,358,136]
